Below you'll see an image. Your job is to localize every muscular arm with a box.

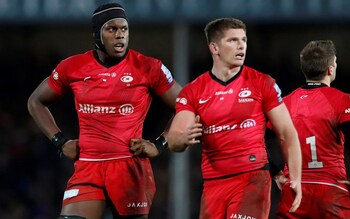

[27,77,62,139]
[159,81,183,111]
[28,78,79,160]
[167,110,202,152]
[267,103,302,212]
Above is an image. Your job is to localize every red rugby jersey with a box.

[283,83,350,191]
[176,66,283,179]
[48,49,175,160]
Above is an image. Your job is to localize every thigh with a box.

[105,157,156,216]
[62,161,106,207]
[277,183,350,219]
[227,170,271,219]
[200,170,271,219]
[61,200,106,219]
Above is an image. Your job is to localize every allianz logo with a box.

[78,103,134,115]
[215,88,233,96]
[203,119,256,134]
[78,104,116,114]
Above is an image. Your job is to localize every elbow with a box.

[169,144,187,152]
[167,133,188,152]
[27,94,36,116]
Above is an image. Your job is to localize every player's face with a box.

[101,18,129,58]
[217,28,247,68]
[330,56,337,82]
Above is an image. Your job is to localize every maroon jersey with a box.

[176,66,283,179]
[283,82,350,191]
[48,49,175,160]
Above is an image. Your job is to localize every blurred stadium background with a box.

[0,0,349,218]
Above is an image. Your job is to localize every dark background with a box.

[1,1,350,219]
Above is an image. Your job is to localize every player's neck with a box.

[211,65,241,82]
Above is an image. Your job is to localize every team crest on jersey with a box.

[238,88,253,103]
[120,73,133,83]
[53,69,59,80]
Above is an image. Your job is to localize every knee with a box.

[58,215,86,219]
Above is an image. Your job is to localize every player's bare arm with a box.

[267,103,302,213]
[28,78,79,160]
[168,111,202,152]
[338,121,350,185]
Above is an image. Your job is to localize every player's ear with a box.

[209,42,218,55]
[327,64,335,76]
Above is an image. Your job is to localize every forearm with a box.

[28,99,60,139]
[167,130,189,152]
[281,136,302,181]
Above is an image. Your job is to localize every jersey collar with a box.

[301,82,328,89]
[209,66,243,86]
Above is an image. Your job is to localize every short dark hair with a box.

[300,40,336,80]
[204,18,246,45]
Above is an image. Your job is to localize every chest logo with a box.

[238,89,251,97]
[119,104,134,115]
[199,97,211,104]
[121,75,133,83]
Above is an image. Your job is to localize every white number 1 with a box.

[306,136,323,168]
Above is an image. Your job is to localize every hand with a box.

[130,138,159,158]
[337,179,350,191]
[61,139,80,160]
[289,179,302,213]
[273,171,288,190]
[337,179,350,185]
[185,115,202,146]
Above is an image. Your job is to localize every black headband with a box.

[92,3,128,34]
[91,3,128,52]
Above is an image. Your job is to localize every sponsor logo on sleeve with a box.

[161,64,174,84]
[176,97,187,105]
[273,83,283,103]
[53,69,59,80]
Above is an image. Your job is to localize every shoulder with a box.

[59,50,94,69]
[127,49,162,68]
[242,66,275,82]
[325,87,350,104]
[189,72,210,86]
